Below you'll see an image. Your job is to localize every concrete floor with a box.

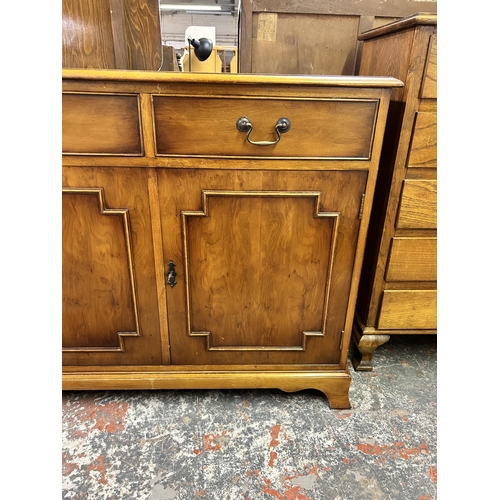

[62,335,437,499]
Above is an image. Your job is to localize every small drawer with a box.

[421,35,437,99]
[397,179,437,229]
[63,93,142,155]
[152,96,378,158]
[385,237,437,281]
[407,110,437,168]
[377,290,437,330]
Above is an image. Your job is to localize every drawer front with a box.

[377,290,437,330]
[421,34,437,99]
[63,93,143,155]
[152,96,378,158]
[386,237,437,281]
[397,179,437,229]
[408,110,437,168]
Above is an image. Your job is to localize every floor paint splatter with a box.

[62,335,437,499]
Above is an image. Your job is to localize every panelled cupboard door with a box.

[62,167,163,366]
[158,169,367,366]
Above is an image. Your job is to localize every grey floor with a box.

[62,335,438,499]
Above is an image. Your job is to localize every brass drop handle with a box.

[236,116,291,146]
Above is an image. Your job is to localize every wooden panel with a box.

[251,13,360,75]
[251,0,438,17]
[120,0,162,71]
[357,29,415,103]
[407,110,437,168]
[62,0,162,70]
[62,0,116,69]
[397,180,437,229]
[62,93,142,155]
[185,194,334,347]
[62,189,136,349]
[239,0,437,75]
[159,168,367,366]
[159,45,180,71]
[153,96,378,158]
[377,290,437,329]
[385,237,437,281]
[421,35,437,99]
[62,167,163,366]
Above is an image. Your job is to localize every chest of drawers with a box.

[62,70,401,407]
[353,13,437,370]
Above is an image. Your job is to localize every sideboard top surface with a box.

[62,69,403,89]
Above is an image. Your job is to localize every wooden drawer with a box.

[152,96,379,158]
[421,35,437,99]
[377,290,437,330]
[407,110,437,168]
[62,93,143,155]
[385,237,437,281]
[397,179,437,229]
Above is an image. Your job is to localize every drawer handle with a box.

[236,116,291,146]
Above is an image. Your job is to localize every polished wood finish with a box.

[152,96,378,158]
[238,0,437,75]
[62,70,401,407]
[353,13,437,371]
[62,94,142,155]
[62,0,162,70]
[377,291,437,330]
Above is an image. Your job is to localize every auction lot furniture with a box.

[353,13,437,370]
[62,70,401,407]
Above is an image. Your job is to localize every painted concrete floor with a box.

[62,335,437,500]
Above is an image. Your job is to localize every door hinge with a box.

[358,194,366,220]
[339,330,345,350]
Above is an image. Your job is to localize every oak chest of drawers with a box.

[62,70,401,407]
[353,13,437,370]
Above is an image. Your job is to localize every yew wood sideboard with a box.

[353,13,437,370]
[62,70,402,408]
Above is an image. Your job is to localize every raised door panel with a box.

[62,167,163,365]
[158,169,367,365]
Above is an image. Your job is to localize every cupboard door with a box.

[62,167,163,365]
[158,169,367,365]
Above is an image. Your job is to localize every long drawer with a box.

[377,290,437,330]
[397,180,437,229]
[385,237,437,281]
[152,96,379,158]
[407,109,437,168]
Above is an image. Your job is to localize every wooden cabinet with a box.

[62,70,401,407]
[238,0,437,75]
[353,13,437,371]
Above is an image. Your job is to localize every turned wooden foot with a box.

[351,325,390,371]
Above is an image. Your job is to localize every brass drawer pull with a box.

[236,116,291,146]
